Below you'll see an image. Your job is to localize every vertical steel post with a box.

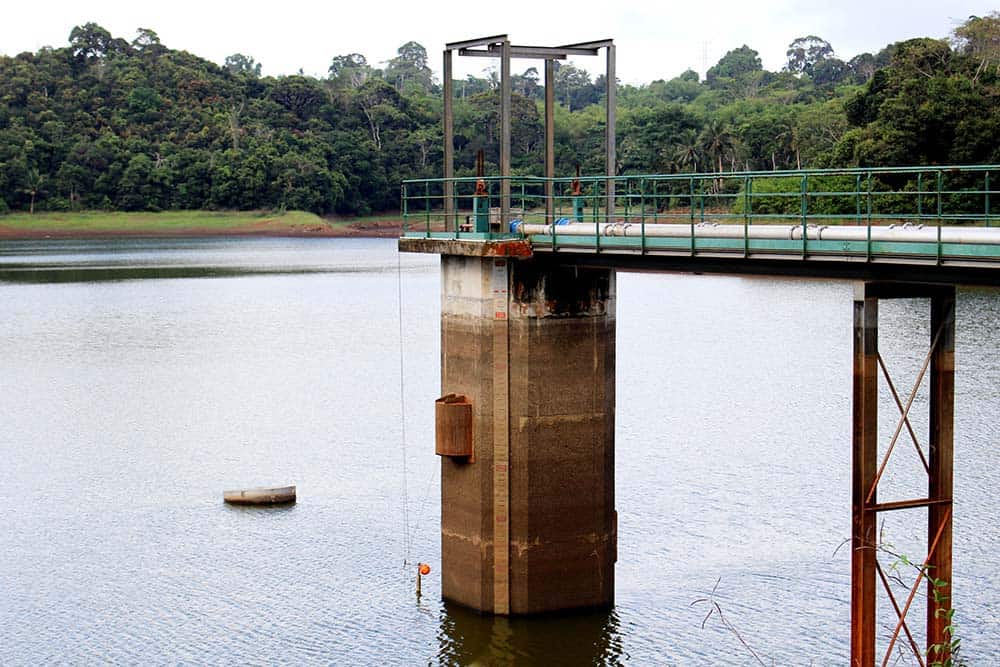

[425,181,432,235]
[623,178,630,221]
[917,172,924,222]
[936,170,943,223]
[700,179,706,224]
[800,174,808,258]
[743,175,750,257]
[927,289,955,660]
[986,171,991,226]
[866,172,873,260]
[855,174,862,226]
[500,40,512,231]
[605,44,616,224]
[401,184,410,235]
[852,286,878,667]
[937,171,944,263]
[689,176,695,242]
[652,179,659,223]
[639,178,646,253]
[443,49,455,231]
[545,59,555,224]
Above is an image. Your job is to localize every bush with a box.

[733,174,878,220]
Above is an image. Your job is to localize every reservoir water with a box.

[1,237,997,664]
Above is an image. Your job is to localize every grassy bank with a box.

[0,210,409,239]
[0,210,326,236]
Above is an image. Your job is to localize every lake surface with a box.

[1,237,997,665]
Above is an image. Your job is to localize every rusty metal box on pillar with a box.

[435,393,473,459]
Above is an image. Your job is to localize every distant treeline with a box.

[0,15,997,215]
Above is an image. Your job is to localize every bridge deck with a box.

[401,166,1000,286]
[400,223,1000,286]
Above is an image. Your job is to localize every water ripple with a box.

[1,242,998,664]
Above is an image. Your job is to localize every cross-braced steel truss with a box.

[852,283,956,666]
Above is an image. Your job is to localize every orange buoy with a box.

[419,563,431,576]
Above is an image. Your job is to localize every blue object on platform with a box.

[555,218,571,225]
[509,219,523,234]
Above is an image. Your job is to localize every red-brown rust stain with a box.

[484,240,533,257]
[398,238,532,258]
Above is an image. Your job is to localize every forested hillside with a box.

[1,15,997,215]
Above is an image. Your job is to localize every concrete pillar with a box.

[439,254,616,614]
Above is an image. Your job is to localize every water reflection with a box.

[0,264,335,283]
[436,603,625,666]
[0,237,430,283]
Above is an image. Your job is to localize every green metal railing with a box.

[401,165,1000,263]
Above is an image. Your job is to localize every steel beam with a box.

[458,44,601,59]
[500,40,511,231]
[605,44,616,223]
[852,289,878,667]
[871,497,950,513]
[459,47,569,60]
[523,251,1000,287]
[446,35,508,51]
[559,39,615,49]
[545,60,555,224]
[503,44,599,57]
[443,49,454,231]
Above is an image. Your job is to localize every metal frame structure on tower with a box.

[442,36,615,231]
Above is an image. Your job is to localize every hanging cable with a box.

[397,247,411,568]
[407,456,439,556]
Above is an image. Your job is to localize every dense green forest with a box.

[0,15,997,215]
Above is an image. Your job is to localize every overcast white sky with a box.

[0,1,994,85]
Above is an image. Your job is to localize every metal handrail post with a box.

[986,171,992,226]
[917,172,924,223]
[743,175,750,257]
[801,174,809,258]
[866,172,873,261]
[937,170,944,263]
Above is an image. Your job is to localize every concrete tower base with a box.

[439,253,616,615]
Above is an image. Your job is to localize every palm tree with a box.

[698,120,736,193]
[698,119,736,174]
[671,129,701,173]
[774,122,801,169]
[23,169,43,214]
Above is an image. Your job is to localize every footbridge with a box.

[402,166,1000,285]
[400,164,998,667]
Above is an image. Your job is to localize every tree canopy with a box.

[0,17,996,216]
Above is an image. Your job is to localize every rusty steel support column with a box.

[927,289,955,659]
[852,287,878,667]
[443,49,454,231]
[544,59,555,224]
